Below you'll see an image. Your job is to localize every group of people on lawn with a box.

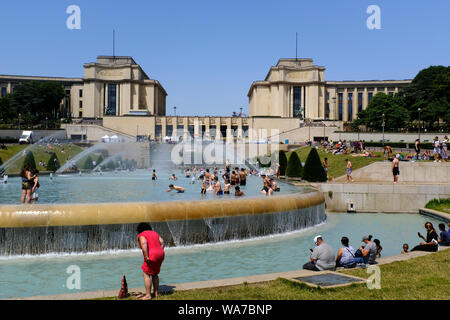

[303,221,450,272]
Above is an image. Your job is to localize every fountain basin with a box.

[0,190,325,255]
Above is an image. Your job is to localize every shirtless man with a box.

[213,176,223,195]
[169,174,178,181]
[345,159,354,183]
[261,174,273,196]
[239,168,247,186]
[392,155,400,184]
[200,176,207,195]
[166,184,185,193]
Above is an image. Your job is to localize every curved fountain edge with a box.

[0,189,325,228]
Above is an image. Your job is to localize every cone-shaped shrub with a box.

[83,155,94,170]
[302,148,327,182]
[23,151,36,171]
[46,153,60,172]
[279,151,287,176]
[286,151,303,178]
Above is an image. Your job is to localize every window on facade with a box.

[1,87,6,97]
[325,103,330,119]
[388,92,394,96]
[358,92,363,113]
[155,125,162,138]
[209,125,217,139]
[293,86,302,119]
[79,89,83,98]
[220,126,227,139]
[338,93,343,121]
[368,92,373,104]
[166,125,173,136]
[78,111,83,118]
[79,101,83,109]
[105,84,117,116]
[347,93,353,121]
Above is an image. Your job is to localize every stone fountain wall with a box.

[0,191,325,256]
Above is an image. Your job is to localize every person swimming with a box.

[200,176,207,195]
[166,184,185,193]
[213,176,223,195]
[223,179,231,194]
[234,186,244,197]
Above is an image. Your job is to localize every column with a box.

[343,88,348,122]
[352,88,358,121]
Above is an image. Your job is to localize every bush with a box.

[302,148,327,182]
[286,152,303,178]
[46,153,60,172]
[83,155,94,170]
[23,151,36,171]
[278,151,287,176]
[0,157,2,166]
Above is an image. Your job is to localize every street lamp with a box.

[18,113,21,131]
[45,117,48,129]
[418,108,421,142]
[174,106,177,117]
[382,113,385,148]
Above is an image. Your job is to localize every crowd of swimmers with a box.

[161,162,281,197]
[303,220,450,272]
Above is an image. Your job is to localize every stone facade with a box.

[0,56,412,140]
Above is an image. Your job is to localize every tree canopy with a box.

[0,81,65,127]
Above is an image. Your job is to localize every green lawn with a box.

[105,249,449,300]
[287,147,385,180]
[0,143,85,174]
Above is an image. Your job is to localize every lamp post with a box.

[382,113,385,148]
[45,117,48,130]
[418,108,421,142]
[18,113,21,131]
[174,106,177,117]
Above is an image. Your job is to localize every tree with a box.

[82,155,95,170]
[278,151,287,176]
[302,148,327,182]
[23,151,37,171]
[286,152,303,178]
[11,81,65,125]
[355,93,409,131]
[0,94,16,124]
[46,153,60,172]
[400,65,450,130]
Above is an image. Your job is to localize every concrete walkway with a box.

[10,246,449,300]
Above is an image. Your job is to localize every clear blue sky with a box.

[0,0,448,116]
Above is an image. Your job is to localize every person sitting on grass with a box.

[355,235,378,265]
[411,222,439,252]
[166,184,185,193]
[302,235,336,271]
[438,223,450,246]
[335,236,356,268]
[401,243,409,254]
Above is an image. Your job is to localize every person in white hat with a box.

[302,235,336,271]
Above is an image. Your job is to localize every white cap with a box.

[314,235,322,244]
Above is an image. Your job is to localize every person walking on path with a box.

[345,159,354,183]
